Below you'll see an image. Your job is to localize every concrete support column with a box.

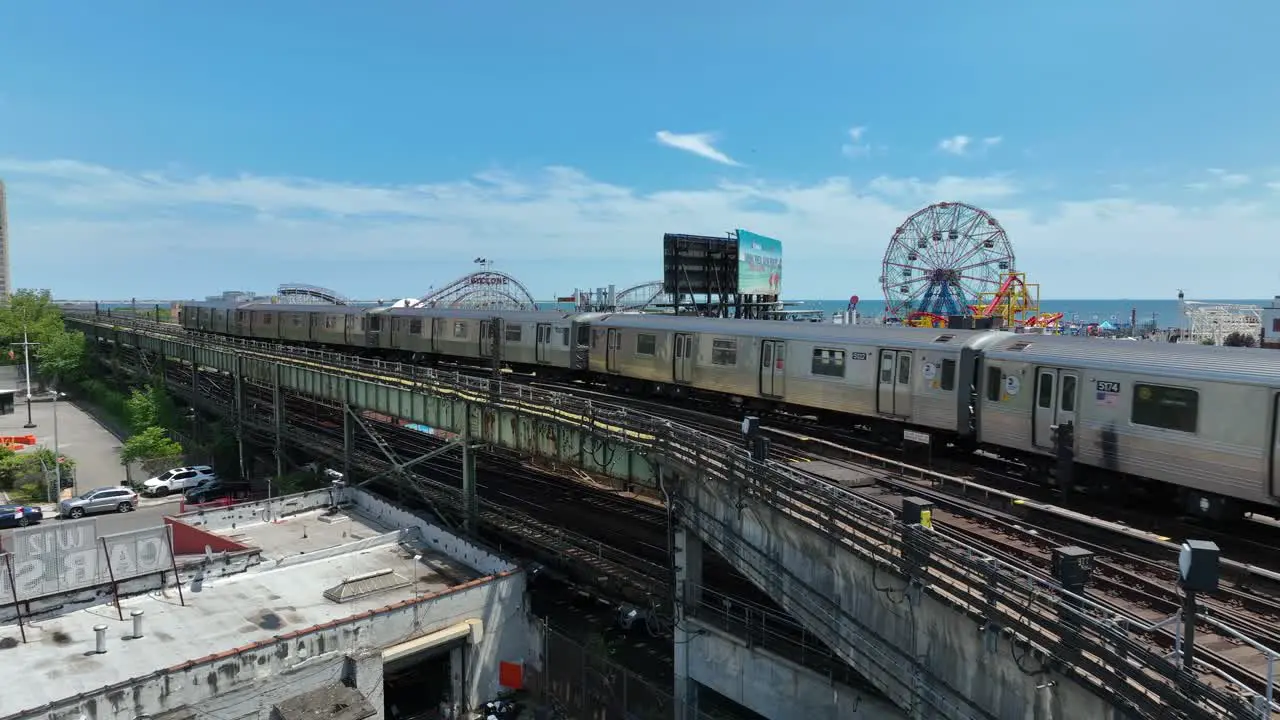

[272,364,284,482]
[233,355,248,483]
[342,650,386,720]
[189,343,198,396]
[461,403,478,535]
[342,411,355,480]
[674,525,704,719]
[449,645,466,715]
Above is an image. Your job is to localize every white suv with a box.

[142,465,216,496]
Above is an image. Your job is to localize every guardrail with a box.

[68,311,1270,718]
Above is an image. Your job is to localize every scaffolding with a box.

[1180,299,1262,345]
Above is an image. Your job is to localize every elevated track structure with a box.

[64,312,1275,719]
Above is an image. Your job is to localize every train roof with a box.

[982,334,1280,386]
[579,313,992,348]
[181,299,249,309]
[239,302,369,315]
[376,308,573,322]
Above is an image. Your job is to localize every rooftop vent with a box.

[1007,341,1033,352]
[932,334,955,343]
[322,568,411,604]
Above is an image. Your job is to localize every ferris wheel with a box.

[879,202,1015,320]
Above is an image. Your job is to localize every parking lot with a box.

[0,395,132,495]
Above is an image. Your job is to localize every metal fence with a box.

[70,312,1279,718]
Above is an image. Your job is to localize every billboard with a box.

[0,520,173,602]
[736,229,782,296]
[662,233,740,296]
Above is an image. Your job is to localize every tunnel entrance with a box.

[383,642,462,720]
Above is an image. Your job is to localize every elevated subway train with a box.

[176,300,1280,522]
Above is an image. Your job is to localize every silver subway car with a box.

[584,314,987,435]
[977,334,1280,517]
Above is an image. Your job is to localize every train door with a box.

[876,350,914,416]
[479,321,493,357]
[673,333,693,384]
[760,340,786,397]
[1272,394,1280,498]
[1033,368,1078,449]
[605,328,621,372]
[535,323,552,364]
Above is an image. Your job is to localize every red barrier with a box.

[164,517,250,555]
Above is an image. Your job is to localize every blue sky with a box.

[1,0,1277,301]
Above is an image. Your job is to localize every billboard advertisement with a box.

[736,229,783,296]
[0,520,172,602]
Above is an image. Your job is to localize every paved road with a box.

[0,496,182,548]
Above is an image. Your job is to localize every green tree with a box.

[1223,331,1257,348]
[120,426,183,464]
[37,329,87,385]
[124,387,159,433]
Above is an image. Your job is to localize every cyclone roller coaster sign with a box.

[0,520,173,602]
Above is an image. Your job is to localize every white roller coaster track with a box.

[1180,299,1262,345]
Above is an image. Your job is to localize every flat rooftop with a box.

[0,507,486,717]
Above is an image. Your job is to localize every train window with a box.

[559,328,571,346]
[1131,384,1198,433]
[577,326,590,347]
[409,319,423,335]
[811,348,845,378]
[1060,376,1077,412]
[985,366,1002,402]
[262,313,273,325]
[711,339,737,366]
[505,324,523,342]
[1037,373,1053,409]
[940,359,956,391]
[636,334,657,356]
[369,316,382,332]
[323,315,336,330]
[897,354,911,384]
[453,321,467,338]
[236,311,246,322]
[291,314,303,327]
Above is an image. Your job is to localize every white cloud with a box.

[0,157,1276,300]
[982,136,1002,147]
[1207,168,1250,188]
[938,135,972,155]
[1268,181,1280,192]
[654,130,741,166]
[841,126,871,158]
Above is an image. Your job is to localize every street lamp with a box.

[11,329,39,429]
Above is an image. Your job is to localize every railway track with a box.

[782,446,1280,710]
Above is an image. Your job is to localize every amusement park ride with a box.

[879,202,1063,331]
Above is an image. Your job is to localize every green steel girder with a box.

[70,320,661,489]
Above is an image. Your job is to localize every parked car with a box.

[0,504,42,528]
[183,479,251,505]
[142,465,216,496]
[59,486,139,519]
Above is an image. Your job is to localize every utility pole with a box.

[11,329,39,429]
